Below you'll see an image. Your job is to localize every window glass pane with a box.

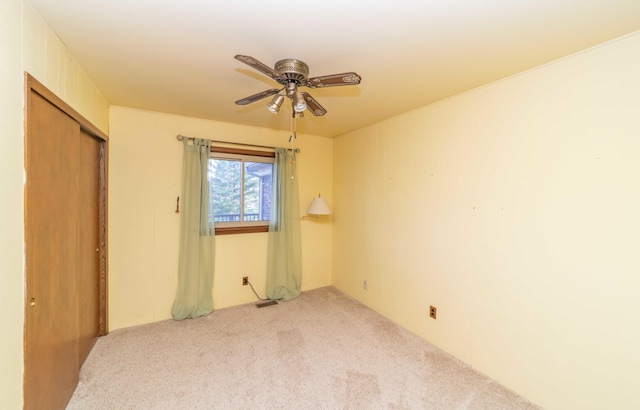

[209,158,241,222]
[244,161,273,222]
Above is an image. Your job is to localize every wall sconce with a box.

[306,194,331,219]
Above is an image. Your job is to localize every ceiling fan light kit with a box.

[281,82,307,113]
[267,94,285,114]
[234,55,361,117]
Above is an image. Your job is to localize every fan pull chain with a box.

[289,114,297,179]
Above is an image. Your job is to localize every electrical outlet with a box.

[429,306,437,319]
[242,276,248,286]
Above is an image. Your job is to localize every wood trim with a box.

[215,225,269,235]
[211,146,275,158]
[98,143,108,336]
[25,73,108,142]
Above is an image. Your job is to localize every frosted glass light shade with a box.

[307,197,331,215]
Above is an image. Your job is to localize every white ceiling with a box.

[27,0,640,137]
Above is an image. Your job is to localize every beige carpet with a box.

[67,287,539,409]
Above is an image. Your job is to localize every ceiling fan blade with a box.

[301,92,327,116]
[235,89,280,105]
[234,55,283,82]
[304,72,361,88]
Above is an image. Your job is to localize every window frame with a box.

[209,145,275,235]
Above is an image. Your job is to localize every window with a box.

[208,146,274,235]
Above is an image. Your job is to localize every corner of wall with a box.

[0,0,26,407]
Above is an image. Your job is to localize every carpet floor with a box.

[67,286,540,409]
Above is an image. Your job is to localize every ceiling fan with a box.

[234,55,361,117]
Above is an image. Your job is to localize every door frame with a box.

[24,73,109,336]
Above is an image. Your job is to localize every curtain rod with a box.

[176,134,300,153]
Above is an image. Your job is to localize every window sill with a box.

[215,225,269,235]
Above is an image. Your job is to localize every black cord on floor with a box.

[247,280,282,302]
[247,280,269,301]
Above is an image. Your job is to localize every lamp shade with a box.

[307,196,331,215]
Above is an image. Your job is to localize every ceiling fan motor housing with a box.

[274,59,309,84]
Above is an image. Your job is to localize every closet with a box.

[24,74,108,409]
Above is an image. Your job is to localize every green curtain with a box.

[266,148,302,301]
[171,138,215,320]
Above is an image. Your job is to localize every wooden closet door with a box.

[25,92,81,409]
[24,74,107,410]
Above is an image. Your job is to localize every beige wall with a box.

[333,32,640,410]
[22,2,109,133]
[0,0,26,407]
[108,107,333,330]
[0,2,109,407]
